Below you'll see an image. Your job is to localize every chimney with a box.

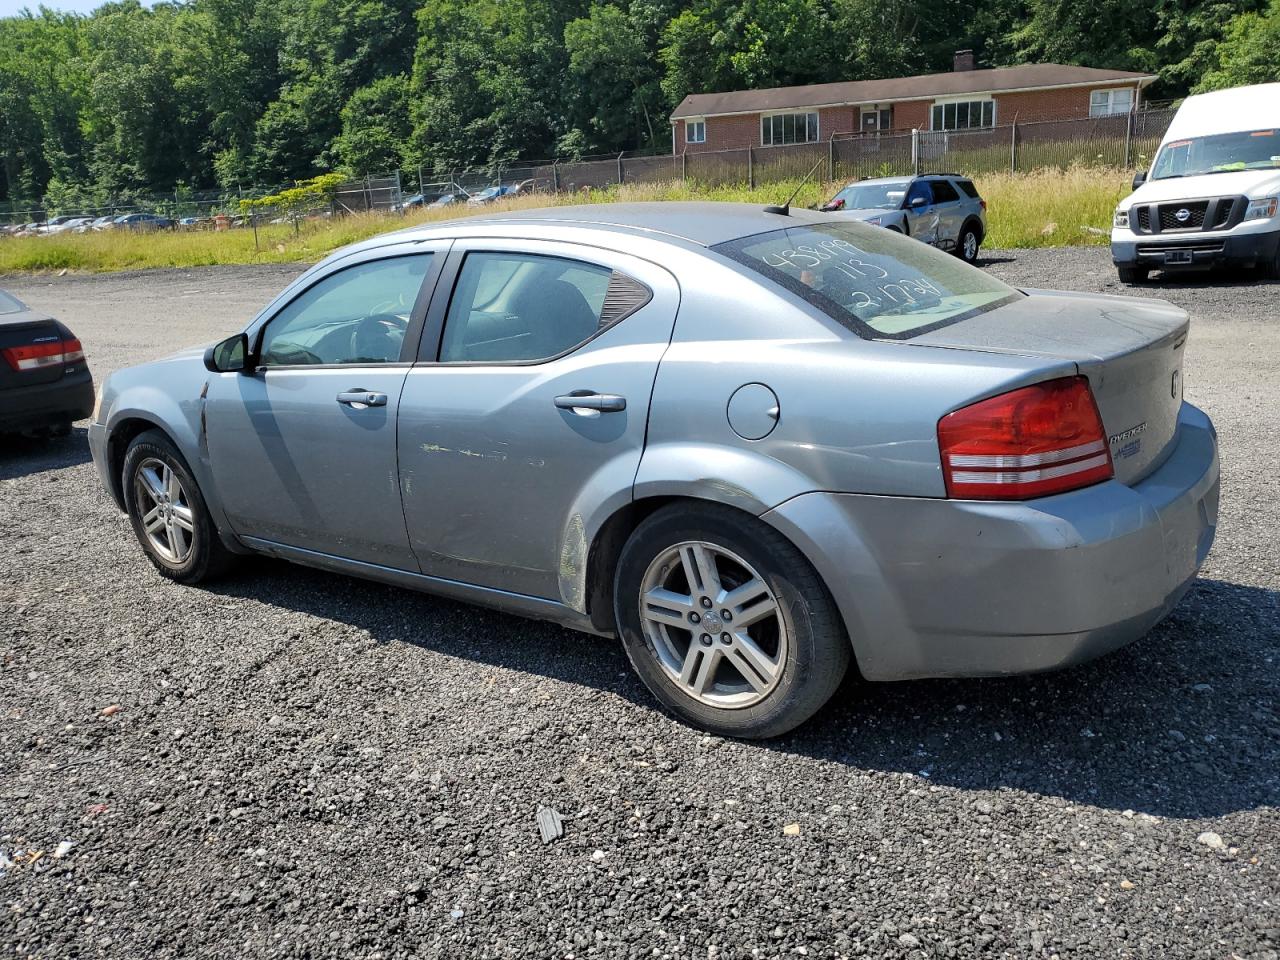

[953,49,976,72]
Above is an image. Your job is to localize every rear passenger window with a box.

[438,252,650,363]
[930,180,960,203]
[956,179,980,199]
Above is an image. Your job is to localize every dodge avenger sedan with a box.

[89,203,1219,737]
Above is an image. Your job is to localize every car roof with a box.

[388,202,837,248]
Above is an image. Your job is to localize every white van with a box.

[1111,82,1280,283]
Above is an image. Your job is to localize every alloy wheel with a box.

[133,457,195,565]
[963,231,978,261]
[638,541,788,708]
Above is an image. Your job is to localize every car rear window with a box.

[0,290,25,315]
[930,180,960,203]
[712,220,1021,339]
[956,179,980,198]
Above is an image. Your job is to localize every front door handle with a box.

[554,392,626,413]
[337,390,388,408]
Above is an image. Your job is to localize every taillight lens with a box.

[938,376,1113,500]
[2,337,84,372]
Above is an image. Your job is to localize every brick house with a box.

[670,54,1156,154]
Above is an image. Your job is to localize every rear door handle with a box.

[554,392,626,413]
[337,390,387,408]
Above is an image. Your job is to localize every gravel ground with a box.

[1,248,1277,959]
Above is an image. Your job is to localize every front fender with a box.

[100,376,244,554]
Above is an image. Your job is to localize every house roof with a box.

[670,63,1156,120]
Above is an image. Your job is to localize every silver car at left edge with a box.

[89,203,1219,738]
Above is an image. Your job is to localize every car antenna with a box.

[764,157,827,216]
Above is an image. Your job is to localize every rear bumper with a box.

[0,369,94,432]
[1112,227,1280,271]
[764,403,1220,681]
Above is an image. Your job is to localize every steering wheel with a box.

[349,313,408,363]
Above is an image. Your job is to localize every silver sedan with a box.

[89,203,1220,737]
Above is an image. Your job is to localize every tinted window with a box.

[713,221,1021,340]
[905,181,933,207]
[259,254,432,366]
[930,180,960,203]
[956,179,980,199]
[440,252,625,363]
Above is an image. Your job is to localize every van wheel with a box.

[1118,266,1149,284]
[122,429,235,584]
[613,503,849,739]
[1261,246,1280,281]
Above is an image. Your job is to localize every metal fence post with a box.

[1123,110,1133,168]
[911,129,920,175]
[681,151,687,182]
[828,137,835,182]
[552,160,560,194]
[617,151,625,186]
[747,146,754,189]
[1010,120,1018,175]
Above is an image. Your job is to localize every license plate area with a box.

[1165,250,1193,265]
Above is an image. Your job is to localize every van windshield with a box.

[1152,129,1280,179]
[713,221,1021,339]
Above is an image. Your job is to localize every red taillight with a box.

[938,376,1113,500]
[1,337,84,372]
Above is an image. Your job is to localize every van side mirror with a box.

[204,333,249,373]
[1132,170,1147,190]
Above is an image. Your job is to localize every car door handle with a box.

[336,390,388,408]
[554,392,626,413]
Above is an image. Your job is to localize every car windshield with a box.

[828,182,909,210]
[0,290,26,314]
[474,187,500,199]
[1152,129,1280,179]
[713,220,1021,339]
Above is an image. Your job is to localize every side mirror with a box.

[204,332,250,373]
[1132,170,1147,190]
[909,195,928,208]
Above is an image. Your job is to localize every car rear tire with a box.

[122,429,234,584]
[613,502,849,738]
[956,223,981,263]
[1117,266,1149,284]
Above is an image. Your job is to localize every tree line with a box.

[2,0,1277,208]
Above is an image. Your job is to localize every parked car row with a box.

[2,212,177,237]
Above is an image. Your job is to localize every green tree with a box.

[334,74,413,174]
[1196,0,1280,90]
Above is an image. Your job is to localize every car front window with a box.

[258,254,433,365]
[832,183,908,210]
[713,221,1021,339]
[1152,129,1280,179]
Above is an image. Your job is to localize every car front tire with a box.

[121,429,234,584]
[613,502,849,738]
[1117,265,1149,284]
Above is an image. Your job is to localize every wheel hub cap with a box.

[134,457,195,565]
[638,541,789,709]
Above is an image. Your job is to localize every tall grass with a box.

[0,165,1130,274]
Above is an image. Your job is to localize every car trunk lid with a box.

[909,290,1188,485]
[0,310,70,388]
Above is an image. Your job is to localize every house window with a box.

[761,112,819,146]
[861,107,893,133]
[930,100,995,131]
[1089,88,1134,117]
[686,119,706,144]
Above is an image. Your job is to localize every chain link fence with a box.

[3,108,1177,233]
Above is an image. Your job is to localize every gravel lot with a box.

[2,247,1277,959]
